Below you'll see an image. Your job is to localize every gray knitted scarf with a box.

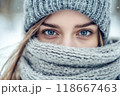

[19,37,120,80]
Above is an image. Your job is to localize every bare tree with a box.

[0,0,12,14]
[116,0,120,13]
[0,0,24,19]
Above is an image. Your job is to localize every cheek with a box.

[37,33,47,42]
[86,38,98,48]
[37,32,99,48]
[76,34,98,48]
[37,33,60,44]
[90,33,99,47]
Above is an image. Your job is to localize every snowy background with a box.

[0,0,120,71]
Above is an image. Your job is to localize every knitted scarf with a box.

[19,37,120,80]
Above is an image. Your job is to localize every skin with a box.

[38,10,99,48]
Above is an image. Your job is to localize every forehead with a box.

[45,10,92,25]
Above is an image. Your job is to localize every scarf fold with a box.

[19,37,120,80]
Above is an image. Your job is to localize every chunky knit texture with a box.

[19,37,120,80]
[24,0,111,44]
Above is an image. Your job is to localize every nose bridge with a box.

[60,33,74,47]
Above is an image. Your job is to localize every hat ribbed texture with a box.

[24,0,111,43]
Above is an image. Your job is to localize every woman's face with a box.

[38,10,99,48]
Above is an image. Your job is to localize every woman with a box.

[0,0,120,80]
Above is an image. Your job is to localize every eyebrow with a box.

[75,22,96,28]
[42,21,96,29]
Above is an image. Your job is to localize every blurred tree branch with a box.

[0,0,24,19]
[0,0,12,14]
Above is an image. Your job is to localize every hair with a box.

[0,16,104,80]
[0,16,49,80]
[98,29,104,47]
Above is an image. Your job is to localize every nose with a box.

[60,36,76,47]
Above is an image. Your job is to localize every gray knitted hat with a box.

[24,0,111,43]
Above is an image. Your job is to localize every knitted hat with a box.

[24,0,111,44]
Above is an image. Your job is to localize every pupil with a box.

[81,31,87,35]
[48,31,54,35]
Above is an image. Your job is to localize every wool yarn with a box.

[24,0,111,43]
[19,37,120,80]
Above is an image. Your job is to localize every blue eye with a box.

[42,30,57,35]
[78,30,92,36]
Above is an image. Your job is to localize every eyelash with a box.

[76,30,93,38]
[40,29,59,38]
[40,29,93,38]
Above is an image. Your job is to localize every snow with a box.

[0,13,24,72]
[109,14,120,39]
[0,13,24,49]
